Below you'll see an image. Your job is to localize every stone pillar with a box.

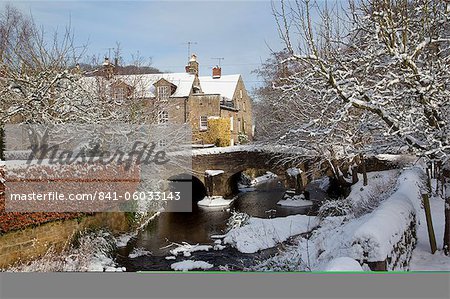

[204,175,214,196]
[211,175,228,197]
[295,174,305,194]
[204,171,229,197]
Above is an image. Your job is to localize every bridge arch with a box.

[223,168,287,197]
[191,150,325,198]
[168,173,207,203]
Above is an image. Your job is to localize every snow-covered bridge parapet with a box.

[190,145,320,197]
[350,168,423,271]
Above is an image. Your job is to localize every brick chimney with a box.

[212,65,221,79]
[102,57,115,79]
[185,54,199,75]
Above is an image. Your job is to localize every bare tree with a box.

[271,0,450,252]
[0,5,120,125]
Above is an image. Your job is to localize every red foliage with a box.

[0,167,86,234]
[0,162,140,234]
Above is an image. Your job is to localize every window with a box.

[237,118,241,133]
[200,116,208,131]
[239,89,243,99]
[157,86,170,101]
[230,116,234,132]
[158,111,169,124]
[243,101,246,111]
[158,139,168,147]
[112,87,125,102]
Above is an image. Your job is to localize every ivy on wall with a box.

[204,118,231,147]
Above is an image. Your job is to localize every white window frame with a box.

[158,110,169,124]
[157,86,170,101]
[230,116,234,132]
[237,118,241,133]
[200,116,208,131]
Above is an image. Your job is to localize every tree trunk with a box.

[426,167,432,193]
[352,165,359,185]
[444,181,450,255]
[360,154,368,186]
[435,161,442,195]
[0,126,4,161]
[422,193,437,254]
[442,172,450,255]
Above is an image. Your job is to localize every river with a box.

[115,178,320,271]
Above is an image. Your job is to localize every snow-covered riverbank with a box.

[227,167,450,272]
[223,214,319,254]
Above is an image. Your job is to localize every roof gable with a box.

[198,74,241,101]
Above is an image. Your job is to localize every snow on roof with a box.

[198,74,241,101]
[119,73,196,98]
[81,73,196,98]
[82,72,242,100]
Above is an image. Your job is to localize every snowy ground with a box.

[322,257,364,271]
[197,196,234,208]
[277,194,314,207]
[128,247,151,259]
[223,215,319,254]
[170,260,213,271]
[237,171,278,192]
[250,171,277,186]
[410,189,450,271]
[243,167,449,272]
[169,242,213,257]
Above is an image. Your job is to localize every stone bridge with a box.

[169,147,402,200]
[179,149,326,199]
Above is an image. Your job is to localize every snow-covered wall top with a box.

[351,168,423,263]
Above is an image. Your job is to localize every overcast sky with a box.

[8,1,288,91]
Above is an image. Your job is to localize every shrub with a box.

[204,118,231,147]
[238,132,249,144]
[226,211,250,231]
[351,175,397,218]
[318,198,352,219]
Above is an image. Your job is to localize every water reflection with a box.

[117,178,316,270]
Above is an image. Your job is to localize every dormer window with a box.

[157,86,170,101]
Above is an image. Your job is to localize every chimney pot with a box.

[212,66,221,79]
[102,57,110,66]
[186,53,199,75]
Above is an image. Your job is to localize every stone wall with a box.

[189,94,221,144]
[0,212,129,269]
[351,168,421,271]
[363,216,417,271]
[231,77,253,140]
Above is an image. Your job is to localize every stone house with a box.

[88,55,253,146]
